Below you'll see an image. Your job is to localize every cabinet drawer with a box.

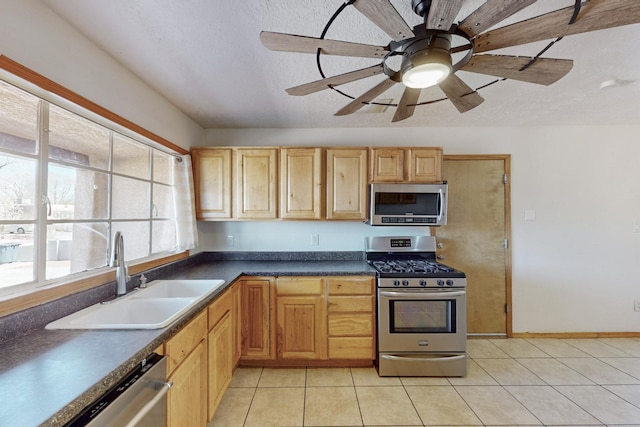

[328,295,373,313]
[208,289,233,329]
[276,277,324,295]
[329,313,372,336]
[327,277,373,295]
[165,310,207,374]
[328,337,373,359]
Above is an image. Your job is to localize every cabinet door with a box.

[234,148,277,219]
[276,295,327,359]
[208,311,232,420]
[370,148,405,182]
[241,278,274,360]
[280,147,323,219]
[276,277,327,360]
[191,148,232,219]
[167,340,207,427]
[326,148,368,220]
[231,282,242,366]
[407,147,442,182]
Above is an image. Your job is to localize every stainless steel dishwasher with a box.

[65,353,171,427]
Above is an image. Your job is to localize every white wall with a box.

[202,126,640,334]
[0,0,203,150]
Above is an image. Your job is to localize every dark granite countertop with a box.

[0,253,375,427]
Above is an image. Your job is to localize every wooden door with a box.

[433,156,511,336]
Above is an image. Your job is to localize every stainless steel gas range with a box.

[366,235,467,377]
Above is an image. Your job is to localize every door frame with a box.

[442,154,513,337]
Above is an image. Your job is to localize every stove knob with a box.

[446,280,454,286]
[437,279,445,286]
[393,280,400,287]
[402,280,409,286]
[419,279,427,287]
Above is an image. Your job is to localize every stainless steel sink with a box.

[46,279,226,330]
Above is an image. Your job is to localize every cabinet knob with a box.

[437,254,445,260]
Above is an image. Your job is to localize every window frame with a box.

[0,56,190,316]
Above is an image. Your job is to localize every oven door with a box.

[378,288,466,353]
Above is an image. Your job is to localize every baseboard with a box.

[511,332,640,339]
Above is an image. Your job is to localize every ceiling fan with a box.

[260,0,640,122]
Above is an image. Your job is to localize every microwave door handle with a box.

[437,188,444,222]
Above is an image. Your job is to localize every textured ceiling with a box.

[41,0,640,129]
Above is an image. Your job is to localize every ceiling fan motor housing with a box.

[401,33,452,80]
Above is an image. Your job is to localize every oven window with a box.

[375,192,440,215]
[389,300,456,333]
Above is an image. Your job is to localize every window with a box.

[0,79,189,295]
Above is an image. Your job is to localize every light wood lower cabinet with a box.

[327,277,375,359]
[241,277,275,360]
[276,277,327,360]
[207,287,234,421]
[165,311,208,427]
[240,275,374,364]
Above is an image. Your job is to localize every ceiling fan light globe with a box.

[402,62,451,88]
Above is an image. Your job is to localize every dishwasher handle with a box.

[124,380,172,427]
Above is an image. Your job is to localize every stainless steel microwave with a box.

[369,183,448,226]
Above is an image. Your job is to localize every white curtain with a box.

[173,154,199,251]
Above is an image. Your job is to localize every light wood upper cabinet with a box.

[326,148,368,220]
[407,147,443,182]
[370,147,442,183]
[275,277,327,360]
[280,147,323,219]
[234,148,278,219]
[370,148,405,182]
[191,148,232,219]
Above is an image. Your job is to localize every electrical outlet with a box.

[635,300,640,312]
[311,234,319,246]
[226,235,234,247]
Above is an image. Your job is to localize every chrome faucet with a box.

[111,231,130,296]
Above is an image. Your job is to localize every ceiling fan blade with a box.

[461,54,573,85]
[286,65,384,96]
[426,0,464,31]
[475,0,640,53]
[459,0,536,38]
[392,87,421,122]
[335,78,397,116]
[438,74,484,113]
[260,31,388,58]
[353,0,414,41]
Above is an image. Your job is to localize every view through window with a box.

[0,79,180,294]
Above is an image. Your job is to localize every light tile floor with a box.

[209,338,640,426]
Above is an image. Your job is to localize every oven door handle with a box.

[437,188,444,222]
[379,290,466,298]
[381,354,466,363]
